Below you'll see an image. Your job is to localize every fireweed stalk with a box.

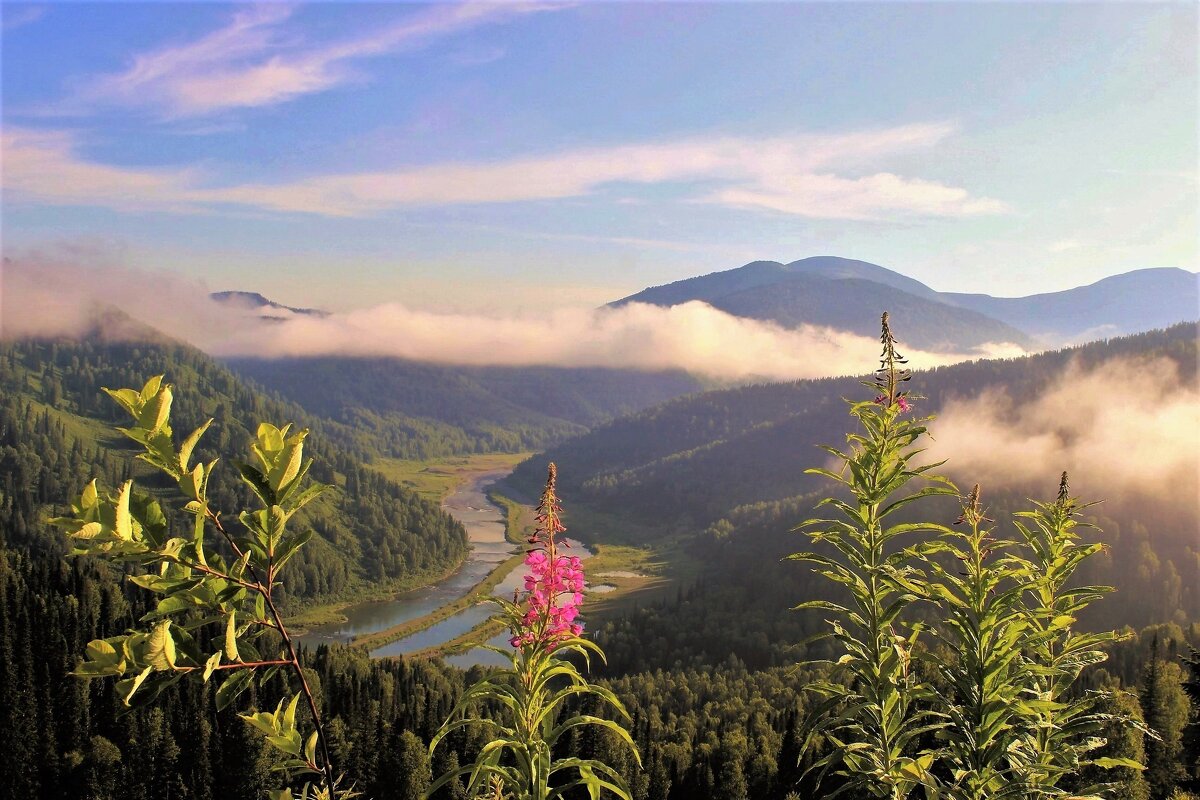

[794,318,1146,798]
[792,313,955,799]
[917,484,1034,799]
[429,464,639,800]
[1011,473,1145,795]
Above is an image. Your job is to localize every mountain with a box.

[940,267,1200,342]
[613,256,1031,350]
[612,256,1199,349]
[210,290,328,318]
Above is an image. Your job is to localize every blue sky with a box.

[2,1,1196,312]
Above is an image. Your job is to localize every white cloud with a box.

[63,3,559,118]
[0,128,203,213]
[1,123,1009,220]
[926,356,1200,510]
[1,255,1023,382]
[709,172,1009,220]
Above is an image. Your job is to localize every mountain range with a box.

[213,258,1197,457]
[612,256,1199,350]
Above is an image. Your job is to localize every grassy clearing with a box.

[487,488,536,545]
[411,617,508,660]
[369,452,530,504]
[286,453,530,630]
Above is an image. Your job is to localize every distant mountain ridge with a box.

[613,256,1199,349]
[211,290,328,318]
[940,267,1200,342]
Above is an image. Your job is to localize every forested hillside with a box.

[228,357,704,460]
[512,324,1200,631]
[0,336,468,604]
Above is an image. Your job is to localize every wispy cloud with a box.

[1,123,1009,220]
[57,3,558,118]
[2,4,46,33]
[1048,238,1088,253]
[1,128,203,213]
[2,254,1025,382]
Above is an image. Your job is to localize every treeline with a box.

[0,338,468,604]
[3,535,1197,800]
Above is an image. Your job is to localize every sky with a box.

[1,1,1197,313]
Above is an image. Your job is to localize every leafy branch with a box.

[52,375,349,800]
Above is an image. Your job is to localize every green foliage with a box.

[431,619,638,800]
[1012,475,1142,795]
[792,314,954,797]
[795,314,1149,799]
[51,376,346,799]
[915,485,1035,798]
[431,468,639,800]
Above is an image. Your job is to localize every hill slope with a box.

[0,335,468,606]
[941,267,1200,342]
[227,357,705,459]
[510,323,1200,629]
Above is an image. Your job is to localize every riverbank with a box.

[288,453,528,638]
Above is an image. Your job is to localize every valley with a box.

[2,266,1196,800]
[6,6,1199,796]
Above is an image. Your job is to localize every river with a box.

[298,467,587,665]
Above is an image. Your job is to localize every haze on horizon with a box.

[1,1,1196,315]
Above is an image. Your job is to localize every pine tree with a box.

[1141,636,1191,798]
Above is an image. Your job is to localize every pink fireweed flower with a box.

[511,463,586,651]
[874,393,911,413]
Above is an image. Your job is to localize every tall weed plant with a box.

[794,314,1146,799]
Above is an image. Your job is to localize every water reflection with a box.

[297,468,514,648]
[298,467,590,659]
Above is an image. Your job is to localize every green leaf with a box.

[215,669,254,711]
[224,612,240,661]
[116,667,152,705]
[283,693,300,732]
[1093,757,1146,770]
[146,620,176,669]
[137,383,173,434]
[114,480,134,541]
[179,419,213,472]
[203,651,222,682]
